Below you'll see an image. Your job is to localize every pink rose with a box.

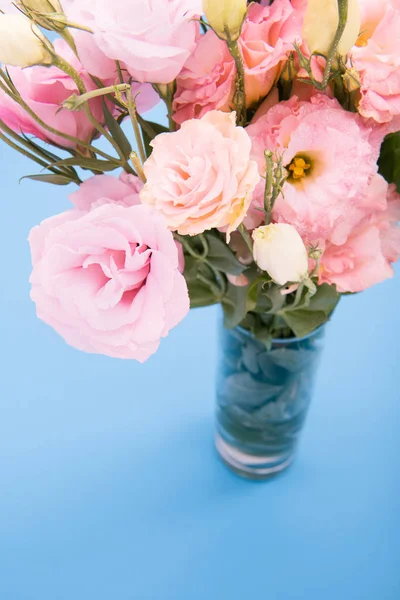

[352,0,400,124]
[0,39,104,148]
[246,94,386,244]
[29,201,189,361]
[140,110,260,238]
[173,30,236,124]
[320,184,400,292]
[69,172,143,211]
[63,0,201,84]
[240,0,304,107]
[173,0,304,124]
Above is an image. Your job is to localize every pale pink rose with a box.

[29,203,189,361]
[69,172,143,211]
[352,0,400,124]
[140,110,260,238]
[63,0,201,84]
[240,0,304,107]
[0,39,104,147]
[246,94,386,244]
[320,184,400,293]
[173,0,304,124]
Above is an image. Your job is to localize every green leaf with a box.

[205,233,246,275]
[281,309,328,339]
[139,117,169,157]
[222,282,250,329]
[183,255,219,308]
[102,99,132,159]
[379,132,400,192]
[20,174,72,185]
[50,157,118,172]
[306,283,340,315]
[188,281,218,308]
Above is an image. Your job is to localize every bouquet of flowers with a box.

[0,0,399,476]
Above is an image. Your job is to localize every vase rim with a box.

[235,322,326,345]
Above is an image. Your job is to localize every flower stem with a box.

[321,0,349,89]
[126,88,147,164]
[238,224,253,255]
[227,39,246,126]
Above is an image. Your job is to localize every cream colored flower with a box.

[303,0,361,56]
[0,14,52,67]
[203,0,247,42]
[252,224,309,285]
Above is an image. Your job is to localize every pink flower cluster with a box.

[173,0,304,124]
[0,0,396,360]
[246,94,400,292]
[0,39,156,148]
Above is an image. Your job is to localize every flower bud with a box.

[252,223,308,286]
[0,14,52,67]
[18,0,62,13]
[342,66,361,92]
[203,0,247,42]
[303,0,361,56]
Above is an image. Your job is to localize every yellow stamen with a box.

[356,33,369,47]
[289,157,311,180]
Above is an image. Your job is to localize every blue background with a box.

[0,103,399,600]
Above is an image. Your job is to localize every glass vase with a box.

[215,322,325,480]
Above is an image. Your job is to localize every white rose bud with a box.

[252,223,309,286]
[303,0,361,56]
[203,0,247,42]
[0,14,52,67]
[18,0,63,13]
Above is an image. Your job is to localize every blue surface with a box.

[1,112,400,600]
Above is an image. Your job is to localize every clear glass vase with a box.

[215,322,325,480]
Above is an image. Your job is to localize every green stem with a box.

[52,54,128,165]
[238,224,253,255]
[321,0,349,89]
[0,130,69,177]
[126,89,147,164]
[227,39,246,126]
[264,151,274,224]
[0,119,80,181]
[0,76,119,163]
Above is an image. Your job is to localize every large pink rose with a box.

[0,39,104,148]
[140,110,260,238]
[173,0,304,124]
[352,0,400,124]
[29,199,189,361]
[63,0,201,84]
[246,94,386,245]
[320,184,400,292]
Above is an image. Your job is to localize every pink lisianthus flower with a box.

[320,184,400,293]
[0,39,105,148]
[69,172,143,211]
[173,0,304,125]
[140,110,260,238]
[246,94,386,244]
[351,0,400,124]
[29,198,190,361]
[62,0,201,84]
